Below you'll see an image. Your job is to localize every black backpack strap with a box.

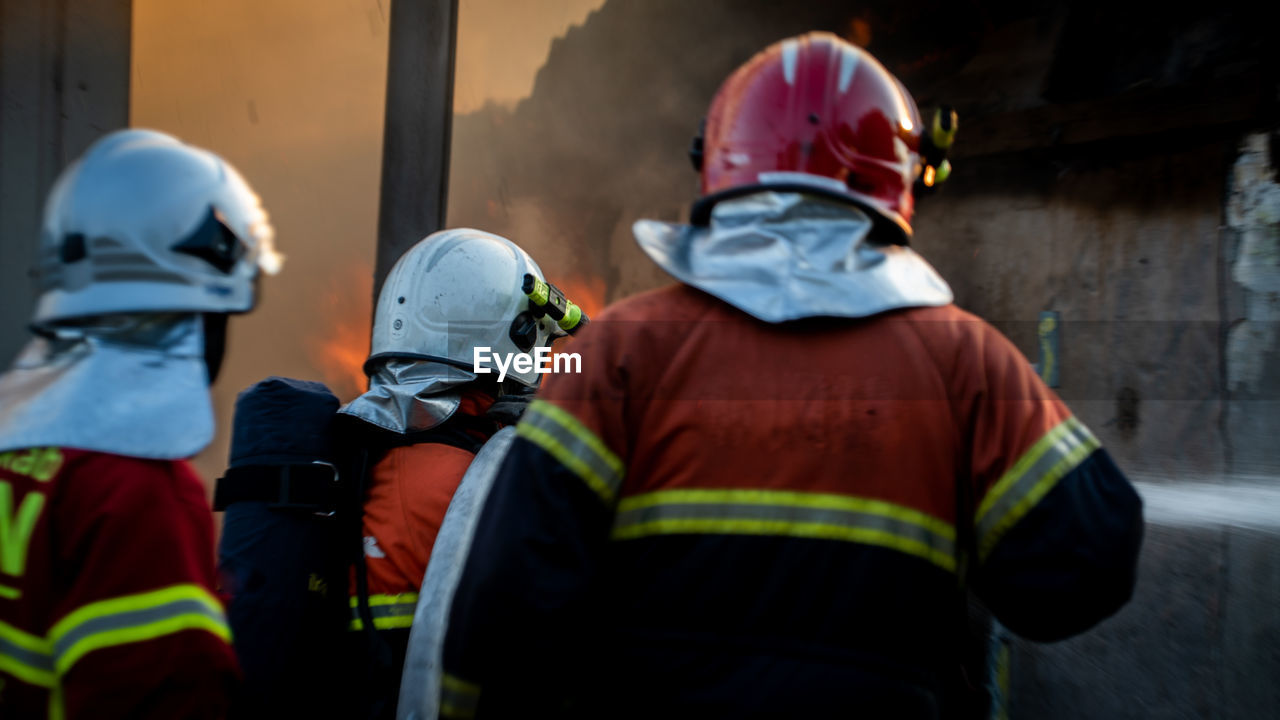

[213,462,342,513]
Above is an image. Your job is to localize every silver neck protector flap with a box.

[0,314,213,459]
[338,358,479,434]
[633,191,953,323]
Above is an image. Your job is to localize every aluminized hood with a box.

[338,359,478,435]
[0,314,214,459]
[634,192,952,323]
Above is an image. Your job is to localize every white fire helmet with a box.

[32,128,282,326]
[368,229,562,388]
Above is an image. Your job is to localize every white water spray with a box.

[1131,476,1280,533]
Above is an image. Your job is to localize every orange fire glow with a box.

[552,274,607,322]
[311,262,372,401]
[549,274,607,357]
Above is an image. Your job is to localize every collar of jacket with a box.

[338,358,479,434]
[0,314,214,459]
[633,191,953,323]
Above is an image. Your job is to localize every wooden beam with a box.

[375,0,459,295]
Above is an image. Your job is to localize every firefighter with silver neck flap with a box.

[0,129,281,719]
[212,229,588,720]
[341,230,578,718]
[437,32,1143,718]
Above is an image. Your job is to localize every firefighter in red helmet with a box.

[438,32,1143,718]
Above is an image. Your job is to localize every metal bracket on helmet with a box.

[508,311,540,353]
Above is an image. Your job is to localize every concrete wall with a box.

[927,135,1280,720]
[0,0,131,367]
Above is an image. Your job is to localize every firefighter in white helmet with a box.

[0,128,281,719]
[336,228,577,719]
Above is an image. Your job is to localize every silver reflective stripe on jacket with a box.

[633,191,953,323]
[51,595,227,674]
[0,624,55,688]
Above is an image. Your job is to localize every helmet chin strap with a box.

[202,314,229,384]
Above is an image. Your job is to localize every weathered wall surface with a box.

[0,0,132,368]
[920,141,1231,476]
[1224,135,1280,474]
[448,2,1280,718]
[928,135,1280,718]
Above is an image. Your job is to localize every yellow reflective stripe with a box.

[440,702,477,719]
[440,672,480,719]
[613,488,956,572]
[976,418,1077,520]
[975,416,1100,560]
[618,488,954,537]
[349,615,415,631]
[442,673,480,694]
[517,399,625,504]
[348,593,419,631]
[0,583,20,600]
[0,618,54,687]
[49,584,230,675]
[347,592,419,608]
[526,401,623,478]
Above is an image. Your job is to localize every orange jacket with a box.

[350,391,496,628]
[355,441,478,624]
[442,284,1142,718]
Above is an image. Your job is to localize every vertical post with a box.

[374,0,459,297]
[0,0,132,367]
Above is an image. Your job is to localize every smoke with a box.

[445,0,989,305]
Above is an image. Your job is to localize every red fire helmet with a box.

[692,32,924,241]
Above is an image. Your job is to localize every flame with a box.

[552,274,607,322]
[311,262,372,400]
